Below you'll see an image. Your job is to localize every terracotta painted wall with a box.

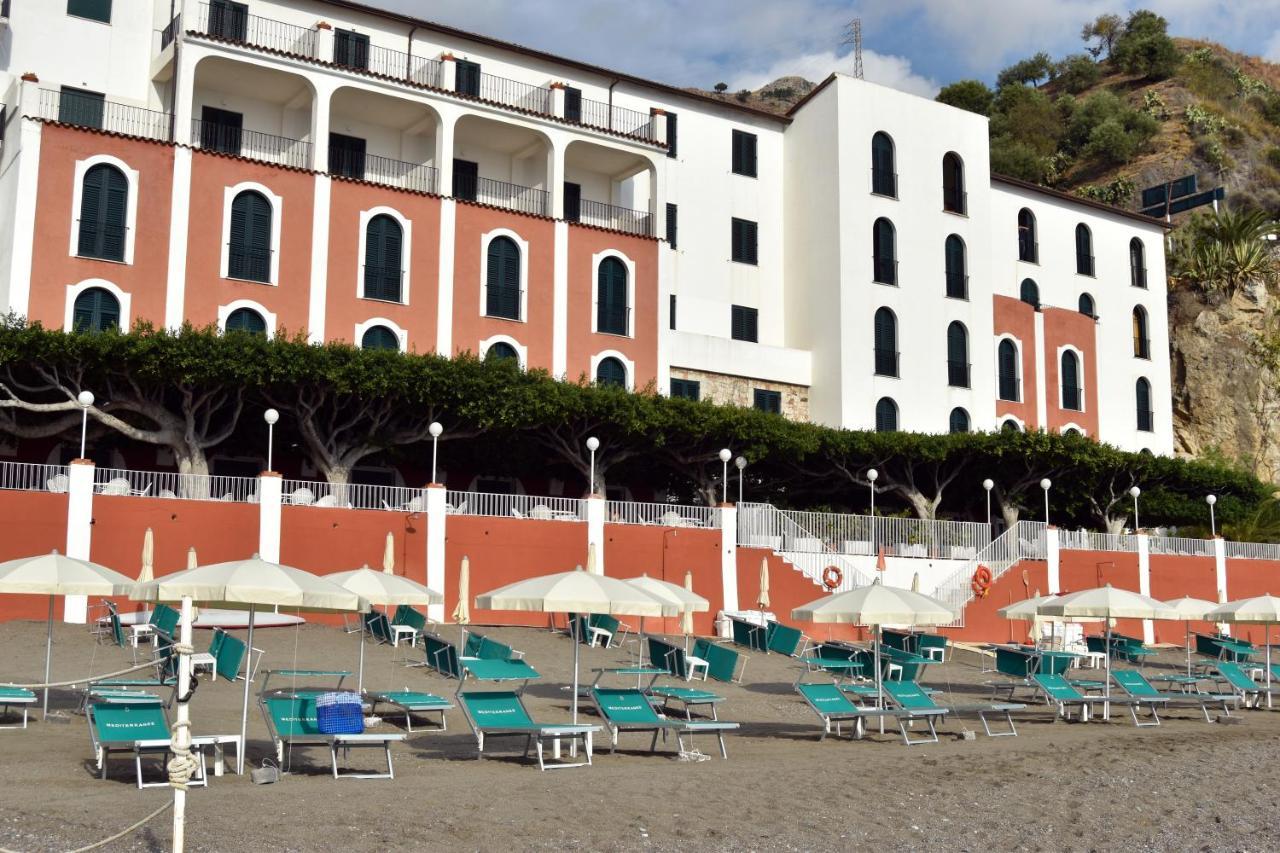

[992,295,1038,429]
[324,180,441,352]
[603,524,721,636]
[949,559,1051,645]
[184,152,315,335]
[1149,555,1220,644]
[0,492,69,620]
[1059,549,1144,638]
[1042,306,1099,435]
[1224,559,1280,645]
[28,126,175,329]
[735,548,868,643]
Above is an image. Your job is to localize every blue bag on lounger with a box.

[315,692,364,734]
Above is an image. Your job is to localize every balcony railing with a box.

[607,500,718,527]
[160,14,181,50]
[0,462,69,493]
[574,97,656,142]
[191,119,311,170]
[455,174,549,217]
[282,478,423,511]
[362,264,403,303]
[445,489,584,520]
[332,40,443,89]
[192,2,317,57]
[40,89,171,142]
[945,273,968,299]
[1077,253,1095,276]
[95,467,259,502]
[596,306,632,337]
[1131,265,1148,288]
[568,197,652,237]
[331,150,438,195]
[470,71,553,115]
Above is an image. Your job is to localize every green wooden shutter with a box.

[998,340,1019,401]
[361,325,399,350]
[875,398,898,432]
[77,166,105,257]
[947,322,968,387]
[226,308,265,335]
[597,258,627,334]
[874,308,896,376]
[68,0,113,24]
[73,287,119,333]
[596,358,626,387]
[364,215,402,301]
[486,237,519,319]
[945,235,965,298]
[564,87,582,122]
[1136,379,1152,430]
[949,407,969,433]
[100,167,128,261]
[229,191,271,282]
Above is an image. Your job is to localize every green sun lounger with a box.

[1111,669,1239,723]
[259,692,406,779]
[589,687,738,758]
[367,690,452,732]
[0,686,36,729]
[882,681,1025,738]
[1033,673,1099,722]
[1211,662,1271,708]
[795,681,883,741]
[880,681,950,745]
[86,699,174,788]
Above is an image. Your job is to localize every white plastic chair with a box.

[290,488,315,506]
[530,504,553,520]
[101,478,131,496]
[158,488,177,499]
[314,494,339,508]
[46,475,69,493]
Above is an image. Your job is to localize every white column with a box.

[1213,536,1230,636]
[719,505,739,613]
[439,55,457,93]
[585,495,606,574]
[552,220,569,378]
[425,484,446,622]
[63,460,95,623]
[435,199,456,355]
[307,174,331,343]
[164,147,193,329]
[257,472,282,563]
[548,139,565,221]
[172,42,197,147]
[308,81,332,175]
[1045,525,1060,595]
[6,76,45,317]
[1136,532,1153,643]
[550,84,566,119]
[650,109,668,146]
[1033,311,1048,429]
[314,24,335,64]
[434,114,455,198]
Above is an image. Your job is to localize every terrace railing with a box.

[455,174,550,217]
[94,467,258,502]
[575,97,656,142]
[191,119,312,170]
[445,490,584,520]
[330,40,443,89]
[606,501,718,528]
[737,503,876,592]
[0,462,69,493]
[336,151,438,195]
[748,507,990,560]
[1059,530,1139,553]
[570,198,652,237]
[281,478,424,511]
[39,89,171,142]
[933,521,1047,626]
[160,14,181,50]
[474,72,553,115]
[192,2,317,57]
[1147,535,1215,557]
[1224,540,1280,561]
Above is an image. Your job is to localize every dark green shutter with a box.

[78,165,127,261]
[1136,379,1153,431]
[486,237,520,320]
[874,218,895,284]
[874,308,896,376]
[731,218,757,265]
[949,407,969,433]
[226,308,265,335]
[732,130,757,177]
[731,305,757,342]
[1020,278,1039,307]
[665,203,677,248]
[596,357,626,387]
[945,235,965,298]
[564,87,582,122]
[872,133,895,196]
[563,182,581,222]
[455,60,481,97]
[1076,224,1093,275]
[998,340,1019,401]
[361,325,399,350]
[334,30,370,69]
[947,322,968,387]
[597,258,628,335]
[77,166,104,257]
[229,191,271,282]
[1062,351,1080,410]
[666,112,677,159]
[875,398,898,432]
[68,0,112,24]
[72,287,119,333]
[364,215,402,301]
[59,87,104,129]
[209,0,248,40]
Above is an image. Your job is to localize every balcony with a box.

[39,89,171,142]
[461,70,553,116]
[454,173,549,218]
[191,2,318,58]
[191,118,311,170]
[567,197,651,237]
[332,149,438,195]
[334,40,442,88]
[573,95,657,144]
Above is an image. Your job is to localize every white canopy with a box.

[0,550,135,596]
[791,582,956,626]
[326,564,442,607]
[1206,594,1280,623]
[1162,595,1220,620]
[132,554,366,613]
[475,568,677,617]
[1037,585,1179,621]
[998,594,1102,623]
[623,574,709,613]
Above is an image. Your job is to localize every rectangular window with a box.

[208,0,248,41]
[563,182,581,222]
[669,294,677,330]
[731,130,758,178]
[666,112,678,159]
[563,86,582,123]
[455,59,481,98]
[753,389,782,414]
[731,305,758,343]
[200,106,242,155]
[67,0,111,23]
[731,218,758,265]
[452,159,479,202]
[665,203,678,248]
[333,29,371,70]
[329,133,367,180]
[58,87,104,130]
[671,379,700,401]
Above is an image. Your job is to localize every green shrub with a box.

[936,79,994,116]
[1077,177,1136,205]
[1142,90,1169,120]
[1112,10,1181,79]
[1054,54,1101,94]
[1266,146,1280,169]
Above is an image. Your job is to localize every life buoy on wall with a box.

[970,565,993,598]
[822,565,843,591]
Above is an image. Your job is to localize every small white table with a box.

[685,655,710,681]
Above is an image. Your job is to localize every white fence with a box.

[606,500,718,528]
[932,521,1048,626]
[95,467,258,502]
[0,462,68,492]
[1059,530,1139,553]
[737,503,875,592]
[1148,535,1215,557]
[281,478,425,511]
[737,503,989,559]
[445,490,584,521]
[1225,540,1280,561]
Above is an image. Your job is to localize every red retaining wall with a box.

[0,491,70,620]
[1149,555,1220,644]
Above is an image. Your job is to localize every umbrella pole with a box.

[357,619,367,694]
[1267,624,1273,710]
[237,605,255,775]
[876,625,884,736]
[171,595,194,853]
[1104,617,1112,721]
[43,594,53,719]
[1186,620,1192,678]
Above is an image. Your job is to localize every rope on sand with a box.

[0,801,172,853]
[4,658,165,690]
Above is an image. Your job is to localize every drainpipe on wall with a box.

[607,78,619,132]
[405,25,420,83]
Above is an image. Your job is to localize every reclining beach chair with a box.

[879,681,950,745]
[645,638,727,719]
[1210,662,1270,709]
[884,681,1025,738]
[456,659,599,770]
[589,687,738,758]
[85,699,234,787]
[1033,673,1126,722]
[796,681,880,741]
[366,690,453,732]
[1111,669,1238,723]
[389,605,431,650]
[0,686,37,729]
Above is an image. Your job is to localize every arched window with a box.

[1132,306,1150,358]
[873,307,898,377]
[1136,378,1153,432]
[1002,419,1021,432]
[360,325,400,351]
[871,132,896,197]
[945,234,967,299]
[872,218,896,285]
[77,164,128,262]
[949,407,970,434]
[228,190,273,283]
[1078,292,1096,318]
[947,321,969,387]
[1130,237,1147,288]
[363,215,403,302]
[1017,208,1037,262]
[1019,278,1039,308]
[875,397,898,432]
[597,257,629,336]
[485,236,521,320]
[1075,223,1094,276]
[998,339,1020,402]
[596,356,627,388]
[225,307,266,335]
[486,341,519,363]
[1061,350,1082,411]
[1063,427,1081,437]
[942,152,965,214]
[71,287,120,333]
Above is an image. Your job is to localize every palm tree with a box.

[1225,497,1280,543]
[1171,208,1279,297]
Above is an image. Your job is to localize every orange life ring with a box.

[822,565,843,591]
[971,565,993,598]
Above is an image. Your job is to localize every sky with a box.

[362,0,1280,99]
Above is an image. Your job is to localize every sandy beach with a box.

[1,618,1278,852]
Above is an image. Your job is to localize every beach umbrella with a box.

[476,567,675,723]
[586,541,601,576]
[624,573,709,664]
[681,570,697,637]
[1162,596,1219,677]
[1207,594,1280,708]
[876,546,887,573]
[382,532,395,573]
[998,593,1103,647]
[137,528,155,584]
[792,581,956,725]
[132,555,366,775]
[186,547,198,570]
[0,551,134,717]
[326,564,442,692]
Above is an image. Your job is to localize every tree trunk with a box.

[1000,502,1021,531]
[176,448,212,499]
[1103,515,1126,535]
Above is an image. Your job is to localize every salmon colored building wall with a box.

[323,180,441,351]
[1149,554,1220,644]
[0,492,69,620]
[1041,306,1099,435]
[736,548,867,643]
[992,295,1038,429]
[28,126,175,329]
[1224,558,1280,645]
[948,559,1051,644]
[603,524,721,636]
[1059,549,1144,638]
[184,152,315,334]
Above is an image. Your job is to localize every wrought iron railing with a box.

[281,478,424,511]
[192,2,317,57]
[454,174,549,217]
[160,14,181,50]
[471,72,553,115]
[0,462,69,493]
[871,167,897,197]
[574,97,656,142]
[606,501,718,527]
[445,490,584,520]
[190,119,311,170]
[934,521,1046,626]
[331,40,443,89]
[334,151,437,195]
[95,467,259,502]
[570,198,652,237]
[947,360,970,388]
[39,89,171,142]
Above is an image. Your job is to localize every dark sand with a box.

[1,619,1278,852]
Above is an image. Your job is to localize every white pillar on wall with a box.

[435,199,456,355]
[164,147,193,330]
[1213,536,1230,636]
[552,220,568,378]
[585,495,606,574]
[258,472,282,563]
[425,484,446,622]
[6,75,45,318]
[1136,532,1153,643]
[314,23,335,65]
[1033,311,1048,429]
[1045,525,1060,595]
[63,460,95,623]
[719,504,739,613]
[307,174,331,344]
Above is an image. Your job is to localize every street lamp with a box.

[428,422,443,484]
[1129,485,1141,531]
[76,391,94,459]
[1040,478,1052,525]
[983,478,994,528]
[1207,494,1217,537]
[586,437,600,494]
[867,469,878,517]
[718,449,732,504]
[263,409,279,472]
[735,456,747,504]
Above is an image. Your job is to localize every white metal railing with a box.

[0,461,69,493]
[1059,530,1139,553]
[738,503,989,559]
[280,478,424,511]
[737,503,875,592]
[1147,535,1215,557]
[445,490,584,521]
[94,467,258,502]
[1224,540,1280,561]
[933,521,1047,626]
[606,500,718,528]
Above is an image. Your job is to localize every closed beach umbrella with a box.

[137,528,155,584]
[186,547,198,570]
[757,558,770,630]
[1207,594,1280,708]
[453,556,471,653]
[586,541,601,576]
[327,564,443,692]
[0,550,134,717]
[682,570,697,637]
[1162,596,1218,676]
[382,532,395,573]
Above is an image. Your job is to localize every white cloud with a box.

[1264,30,1280,62]
[729,49,939,98]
